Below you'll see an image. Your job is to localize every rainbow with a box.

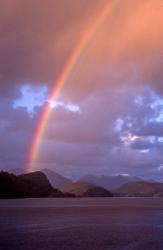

[27,0,116,172]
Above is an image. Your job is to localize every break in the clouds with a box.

[13,84,48,116]
[0,0,163,180]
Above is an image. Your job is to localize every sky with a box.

[0,0,163,180]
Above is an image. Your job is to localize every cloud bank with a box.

[0,0,163,179]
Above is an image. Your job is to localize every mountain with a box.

[8,168,72,189]
[19,171,57,197]
[0,171,63,198]
[80,174,142,190]
[114,181,163,197]
[61,181,113,197]
[41,168,72,189]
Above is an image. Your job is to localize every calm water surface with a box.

[0,198,163,250]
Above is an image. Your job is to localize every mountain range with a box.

[61,181,113,197]
[80,174,143,190]
[8,168,72,189]
[0,170,113,198]
[4,168,163,198]
[114,181,163,197]
[8,168,155,190]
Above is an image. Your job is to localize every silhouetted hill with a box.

[0,171,63,198]
[41,168,72,188]
[114,181,163,197]
[61,181,113,197]
[80,174,142,190]
[18,171,58,197]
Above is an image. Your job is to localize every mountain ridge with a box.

[41,168,72,189]
[114,181,163,197]
[0,171,63,198]
[61,181,113,197]
[79,174,143,190]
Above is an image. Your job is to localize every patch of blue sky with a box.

[13,84,48,117]
[158,137,163,143]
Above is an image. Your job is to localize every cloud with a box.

[0,1,163,179]
[0,83,163,179]
[0,93,41,170]
[29,86,163,178]
[0,0,162,99]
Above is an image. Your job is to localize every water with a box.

[0,198,163,250]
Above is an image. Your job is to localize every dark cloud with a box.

[0,95,41,170]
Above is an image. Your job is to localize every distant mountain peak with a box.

[80,174,143,190]
[41,168,72,189]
